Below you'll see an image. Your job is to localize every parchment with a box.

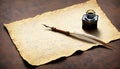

[4,0,120,65]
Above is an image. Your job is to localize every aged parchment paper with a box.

[4,0,120,65]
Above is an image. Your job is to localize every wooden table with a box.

[0,0,120,69]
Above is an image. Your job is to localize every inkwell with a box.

[82,9,99,30]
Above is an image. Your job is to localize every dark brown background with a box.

[0,0,120,69]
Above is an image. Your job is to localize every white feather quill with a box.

[42,24,112,49]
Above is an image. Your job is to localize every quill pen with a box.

[42,24,112,49]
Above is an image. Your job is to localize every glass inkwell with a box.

[82,9,99,30]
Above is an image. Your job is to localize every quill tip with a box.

[42,24,51,28]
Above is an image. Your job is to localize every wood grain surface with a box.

[0,0,120,69]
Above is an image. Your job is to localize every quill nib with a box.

[42,24,52,29]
